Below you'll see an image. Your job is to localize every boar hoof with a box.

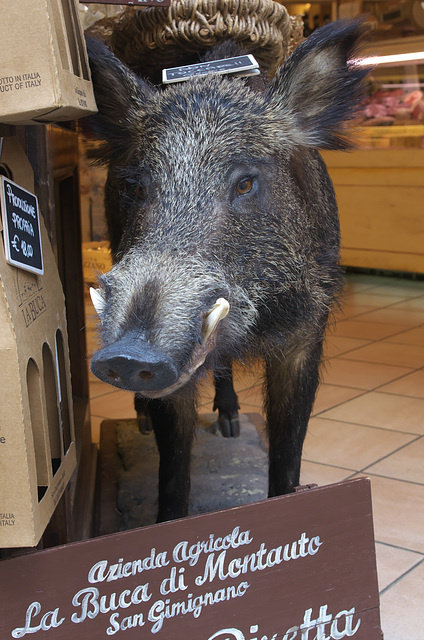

[134,394,153,433]
[137,411,153,434]
[218,412,240,438]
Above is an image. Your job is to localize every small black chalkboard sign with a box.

[0,176,43,275]
[162,55,260,84]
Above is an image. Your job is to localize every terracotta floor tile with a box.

[321,392,424,434]
[303,418,414,470]
[365,437,424,484]
[352,474,424,552]
[364,281,424,296]
[323,335,370,358]
[365,279,424,294]
[321,358,413,391]
[90,389,137,420]
[390,296,424,311]
[330,319,407,341]
[345,274,385,287]
[340,341,424,368]
[238,403,266,419]
[352,307,424,326]
[333,303,375,321]
[197,374,215,407]
[312,384,364,415]
[385,325,424,347]
[343,292,407,307]
[89,379,115,399]
[380,560,424,640]
[197,364,264,409]
[233,361,264,390]
[375,542,423,592]
[237,385,263,409]
[197,379,266,416]
[299,461,352,487]
[379,370,424,399]
[198,397,216,415]
[86,334,101,359]
[343,278,380,294]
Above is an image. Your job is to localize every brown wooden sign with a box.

[0,478,382,639]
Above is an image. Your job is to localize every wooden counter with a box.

[322,145,424,274]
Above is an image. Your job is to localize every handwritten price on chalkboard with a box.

[0,176,43,275]
[11,235,34,259]
[20,239,34,259]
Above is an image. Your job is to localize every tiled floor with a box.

[86,273,424,640]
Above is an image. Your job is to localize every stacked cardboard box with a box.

[0,137,76,547]
[0,0,96,124]
[82,241,112,287]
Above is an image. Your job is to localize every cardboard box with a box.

[0,137,76,547]
[82,241,112,286]
[0,0,97,124]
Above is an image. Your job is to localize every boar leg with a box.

[213,363,240,438]
[149,397,197,522]
[134,394,153,433]
[265,342,323,497]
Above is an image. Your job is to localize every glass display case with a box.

[358,36,424,148]
[321,38,424,274]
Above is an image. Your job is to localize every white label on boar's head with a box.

[162,55,260,84]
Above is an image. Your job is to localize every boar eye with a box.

[236,178,253,196]
[135,184,144,200]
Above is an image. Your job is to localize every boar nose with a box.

[90,338,178,392]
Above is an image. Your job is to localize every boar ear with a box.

[83,37,156,164]
[266,19,370,150]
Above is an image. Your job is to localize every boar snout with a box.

[90,333,178,393]
[90,293,231,397]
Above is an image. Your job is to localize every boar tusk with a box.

[90,287,106,319]
[144,297,230,399]
[202,298,230,343]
